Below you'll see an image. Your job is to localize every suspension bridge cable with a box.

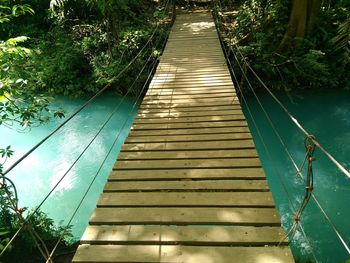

[226,25,350,255]
[46,59,159,262]
[45,9,176,260]
[217,6,350,250]
[249,64,350,179]
[212,1,350,256]
[34,9,170,214]
[229,43,350,255]
[0,2,174,259]
[47,41,164,263]
[1,0,171,178]
[233,49,350,179]
[211,4,320,262]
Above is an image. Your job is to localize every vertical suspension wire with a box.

[211,2,320,262]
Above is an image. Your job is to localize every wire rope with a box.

[44,2,176,261]
[212,0,350,256]
[0,1,174,259]
[1,0,171,178]
[211,3,320,262]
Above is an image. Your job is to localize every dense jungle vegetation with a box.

[0,0,349,262]
[217,0,349,92]
[0,0,172,262]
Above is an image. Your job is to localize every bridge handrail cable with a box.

[0,0,175,260]
[1,0,172,178]
[45,11,176,261]
[212,0,350,258]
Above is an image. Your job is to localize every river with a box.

[1,89,349,262]
[242,89,350,263]
[0,93,138,238]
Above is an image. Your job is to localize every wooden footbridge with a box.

[73,10,294,262]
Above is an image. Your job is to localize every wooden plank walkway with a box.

[73,10,294,263]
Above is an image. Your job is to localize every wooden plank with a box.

[155,70,230,76]
[142,97,237,104]
[167,36,220,41]
[156,62,226,68]
[73,245,293,263]
[157,67,230,74]
[109,168,265,181]
[136,110,243,119]
[155,58,226,63]
[146,89,235,95]
[156,67,229,73]
[143,95,236,102]
[159,59,225,64]
[128,127,250,136]
[137,109,243,118]
[165,41,220,46]
[149,83,235,93]
[104,180,269,192]
[143,93,235,100]
[161,51,222,55]
[131,121,248,130]
[145,92,235,97]
[152,72,230,78]
[121,140,254,151]
[138,105,242,113]
[81,225,285,245]
[150,79,233,86]
[139,101,241,109]
[97,192,275,207]
[89,207,281,226]
[114,158,261,170]
[150,78,231,83]
[161,50,223,54]
[141,98,238,104]
[125,133,252,143]
[148,83,235,90]
[149,77,233,84]
[133,115,245,124]
[118,149,259,160]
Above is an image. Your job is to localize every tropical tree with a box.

[279,0,322,49]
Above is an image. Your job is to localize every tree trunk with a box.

[279,0,322,50]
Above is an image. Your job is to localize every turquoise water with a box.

[0,93,137,238]
[242,89,350,263]
[1,88,349,262]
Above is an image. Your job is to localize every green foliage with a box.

[30,29,95,97]
[0,1,172,262]
[0,3,34,24]
[0,36,65,127]
[1,5,70,261]
[331,15,350,56]
[0,0,169,98]
[220,0,350,92]
[0,196,74,262]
